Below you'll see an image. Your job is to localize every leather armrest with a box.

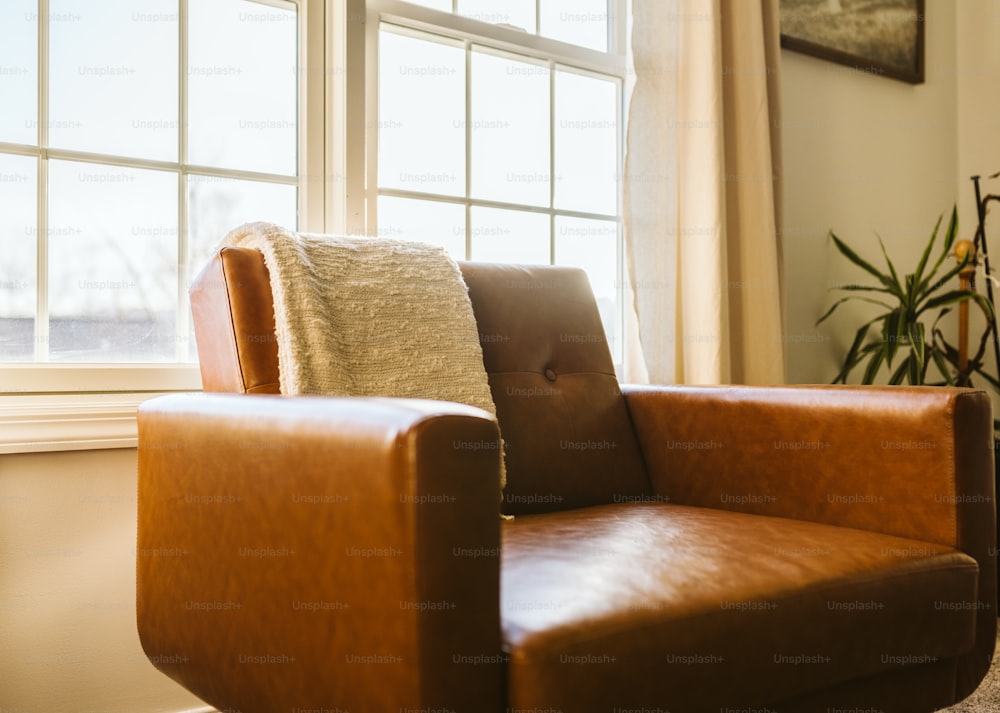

[623,384,994,545]
[623,384,996,697]
[137,393,503,713]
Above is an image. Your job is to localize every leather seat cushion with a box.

[501,503,979,713]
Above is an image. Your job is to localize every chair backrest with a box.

[190,247,650,514]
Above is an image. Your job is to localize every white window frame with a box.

[354,0,630,368]
[0,0,331,397]
[0,0,336,452]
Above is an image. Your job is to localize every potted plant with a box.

[818,206,999,393]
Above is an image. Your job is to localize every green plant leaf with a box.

[876,233,903,298]
[833,284,894,294]
[911,213,942,296]
[916,208,960,299]
[916,253,973,312]
[931,348,954,384]
[833,320,879,383]
[909,321,926,380]
[884,309,902,365]
[970,322,994,366]
[862,347,886,384]
[908,353,920,385]
[889,355,911,385]
[934,328,962,368]
[942,205,959,253]
[916,211,958,298]
[930,307,953,332]
[830,232,902,298]
[904,273,916,308]
[816,296,894,326]
[922,289,978,313]
[973,293,996,320]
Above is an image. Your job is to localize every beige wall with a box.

[0,448,209,713]
[782,0,959,384]
[956,0,1000,234]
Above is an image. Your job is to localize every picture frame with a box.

[779,0,925,85]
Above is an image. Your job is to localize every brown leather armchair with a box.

[137,247,997,713]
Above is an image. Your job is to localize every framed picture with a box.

[779,0,925,84]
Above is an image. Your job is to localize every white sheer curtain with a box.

[623,0,785,385]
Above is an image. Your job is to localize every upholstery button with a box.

[544,368,557,382]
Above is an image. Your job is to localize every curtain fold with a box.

[623,0,785,385]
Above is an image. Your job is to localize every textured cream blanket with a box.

[222,222,504,484]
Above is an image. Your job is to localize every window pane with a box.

[379,29,465,197]
[540,0,607,51]
[0,1,37,145]
[47,161,178,361]
[458,0,536,32]
[188,175,297,282]
[555,216,618,356]
[378,196,466,261]
[470,206,549,264]
[471,50,549,207]
[49,0,178,161]
[0,155,37,360]
[187,175,296,361]
[555,70,617,215]
[188,0,297,175]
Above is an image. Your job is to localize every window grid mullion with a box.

[606,0,612,56]
[176,0,190,362]
[378,186,616,223]
[615,72,625,365]
[179,0,189,179]
[0,144,297,185]
[464,40,472,260]
[549,58,555,265]
[35,0,49,361]
[35,155,49,362]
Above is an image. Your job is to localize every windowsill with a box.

[0,390,195,455]
[0,363,203,394]
[0,363,202,454]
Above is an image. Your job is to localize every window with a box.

[0,0,299,379]
[369,0,628,363]
[0,0,627,396]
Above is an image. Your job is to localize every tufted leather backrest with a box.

[190,248,651,514]
[459,262,650,514]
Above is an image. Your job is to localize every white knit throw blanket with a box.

[222,222,504,486]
